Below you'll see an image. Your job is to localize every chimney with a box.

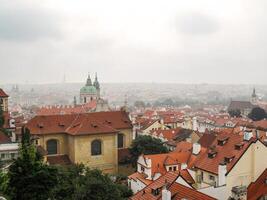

[192,143,201,155]
[162,187,171,200]
[244,130,253,141]
[218,163,227,186]
[256,130,260,139]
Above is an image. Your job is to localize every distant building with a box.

[80,73,100,104]
[228,101,255,116]
[0,88,9,112]
[251,88,258,105]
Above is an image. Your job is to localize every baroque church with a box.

[80,73,100,104]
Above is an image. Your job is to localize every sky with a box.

[0,0,266,84]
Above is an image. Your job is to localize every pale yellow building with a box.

[26,111,132,174]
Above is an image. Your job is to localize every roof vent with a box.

[235,143,244,150]
[224,155,235,163]
[208,151,217,158]
[91,123,98,128]
[37,123,44,128]
[217,136,229,146]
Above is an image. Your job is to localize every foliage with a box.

[5,127,58,200]
[129,135,169,167]
[52,164,132,200]
[248,107,267,121]
[228,109,241,118]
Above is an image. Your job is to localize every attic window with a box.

[208,151,217,158]
[235,143,244,150]
[37,123,44,128]
[217,137,229,146]
[91,123,98,128]
[224,156,235,163]
[151,188,160,196]
[105,120,112,124]
[58,122,65,127]
[72,123,80,128]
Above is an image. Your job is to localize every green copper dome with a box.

[80,85,97,94]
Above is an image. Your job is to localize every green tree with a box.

[6,127,58,200]
[129,135,169,167]
[248,107,267,121]
[53,164,132,200]
[229,109,241,118]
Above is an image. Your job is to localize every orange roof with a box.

[26,111,132,136]
[0,88,8,97]
[130,172,179,200]
[169,182,216,200]
[151,128,182,141]
[131,171,214,200]
[128,172,153,186]
[247,168,267,200]
[37,100,97,115]
[194,129,256,175]
[143,151,192,176]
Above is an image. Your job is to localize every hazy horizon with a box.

[0,0,267,84]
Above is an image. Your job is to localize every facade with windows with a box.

[26,111,133,173]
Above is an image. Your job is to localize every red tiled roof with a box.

[26,111,132,136]
[37,100,98,115]
[130,172,179,200]
[47,155,72,165]
[198,133,217,148]
[247,168,267,200]
[0,130,11,144]
[0,89,8,97]
[151,128,182,141]
[128,172,153,186]
[169,182,216,200]
[131,171,214,200]
[194,129,256,175]
[143,152,192,176]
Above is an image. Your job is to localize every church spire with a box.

[93,72,100,90]
[86,73,92,86]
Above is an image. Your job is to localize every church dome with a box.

[80,85,97,94]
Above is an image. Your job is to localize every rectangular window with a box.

[141,166,145,172]
[169,167,172,171]
[209,175,215,181]
[11,153,15,158]
[173,166,177,171]
[1,154,5,159]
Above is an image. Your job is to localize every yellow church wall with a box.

[118,128,132,149]
[73,133,118,173]
[38,133,69,155]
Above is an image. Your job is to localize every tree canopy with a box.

[228,109,241,118]
[248,107,267,121]
[129,135,169,167]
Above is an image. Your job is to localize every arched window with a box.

[84,97,86,103]
[47,139,58,155]
[118,133,124,148]
[91,140,102,156]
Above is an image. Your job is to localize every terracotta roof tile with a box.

[26,111,132,136]
[0,89,8,97]
[0,130,11,144]
[194,129,256,175]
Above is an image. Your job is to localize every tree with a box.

[53,164,132,200]
[6,127,58,200]
[248,107,267,121]
[229,109,241,118]
[129,135,169,167]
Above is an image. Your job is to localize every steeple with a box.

[86,73,92,86]
[252,87,257,98]
[93,72,100,90]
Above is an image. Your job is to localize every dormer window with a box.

[235,143,244,150]
[208,151,217,158]
[37,123,44,128]
[224,156,235,163]
[151,188,160,196]
[217,137,229,146]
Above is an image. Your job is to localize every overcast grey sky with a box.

[0,0,266,84]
